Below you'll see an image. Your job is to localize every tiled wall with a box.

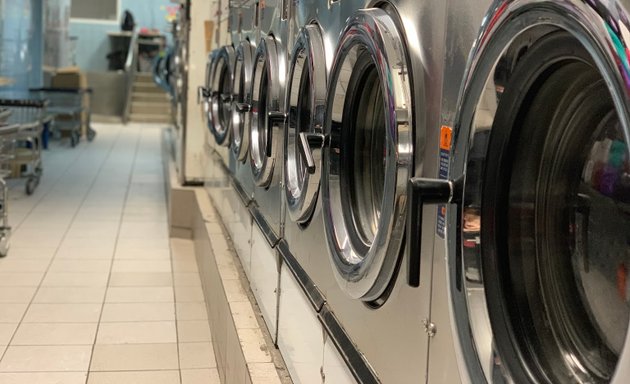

[0,0,43,89]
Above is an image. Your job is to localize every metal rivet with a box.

[422,319,437,337]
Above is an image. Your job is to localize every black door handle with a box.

[267,111,286,157]
[298,132,327,174]
[236,102,251,113]
[197,86,210,104]
[407,177,462,287]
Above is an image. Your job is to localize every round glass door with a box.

[230,40,255,162]
[450,26,630,384]
[249,35,284,188]
[322,8,413,302]
[284,24,327,225]
[210,45,235,146]
[202,50,219,132]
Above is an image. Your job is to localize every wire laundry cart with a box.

[0,98,47,195]
[30,88,96,147]
[0,123,20,257]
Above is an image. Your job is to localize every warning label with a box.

[437,126,452,238]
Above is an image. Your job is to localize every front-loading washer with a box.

[228,0,288,342]
[202,3,260,376]
[209,2,258,250]
[247,30,287,242]
[207,44,235,165]
[279,0,449,382]
[406,0,630,382]
[200,49,220,153]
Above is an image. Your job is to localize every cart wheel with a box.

[25,177,36,195]
[87,128,96,141]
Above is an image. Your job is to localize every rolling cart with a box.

[0,98,47,195]
[0,123,19,257]
[30,88,96,147]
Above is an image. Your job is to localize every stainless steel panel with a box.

[282,0,447,382]
[434,1,630,383]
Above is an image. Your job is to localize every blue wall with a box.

[70,0,174,71]
[0,0,44,90]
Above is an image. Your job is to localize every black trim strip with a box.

[318,306,381,384]
[231,178,253,207]
[203,153,379,384]
[276,239,325,311]
[182,180,204,187]
[250,205,280,248]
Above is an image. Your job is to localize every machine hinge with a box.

[422,319,437,337]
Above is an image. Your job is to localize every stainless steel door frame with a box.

[230,40,256,163]
[249,34,284,188]
[209,45,235,147]
[321,7,413,302]
[284,24,327,225]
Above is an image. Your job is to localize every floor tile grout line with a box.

[0,126,173,378]
[16,125,131,229]
[170,229,184,384]
[85,126,144,384]
[170,240,216,382]
[0,127,125,364]
[8,141,93,232]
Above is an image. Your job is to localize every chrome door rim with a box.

[210,45,235,146]
[230,40,255,162]
[284,24,327,225]
[322,8,413,301]
[204,50,220,134]
[447,2,630,383]
[250,35,283,188]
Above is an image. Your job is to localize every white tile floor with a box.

[0,123,219,384]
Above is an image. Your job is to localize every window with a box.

[70,0,118,22]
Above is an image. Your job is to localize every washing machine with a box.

[405,0,630,382]
[199,49,218,149]
[279,0,449,382]
[208,44,235,167]
[245,0,289,245]
[171,1,191,184]
[225,27,258,280]
[275,4,332,383]
[200,2,256,250]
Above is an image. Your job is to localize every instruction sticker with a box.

[437,126,452,238]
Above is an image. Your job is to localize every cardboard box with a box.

[51,67,90,138]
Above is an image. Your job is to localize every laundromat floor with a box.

[0,123,219,384]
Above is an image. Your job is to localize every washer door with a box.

[284,25,327,225]
[230,40,255,162]
[249,35,284,188]
[201,50,219,135]
[209,45,235,146]
[407,4,630,383]
[322,8,413,302]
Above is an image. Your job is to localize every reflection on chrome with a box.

[451,1,630,381]
[322,8,412,302]
[230,41,254,162]
[249,35,283,188]
[284,25,327,225]
[210,46,234,146]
